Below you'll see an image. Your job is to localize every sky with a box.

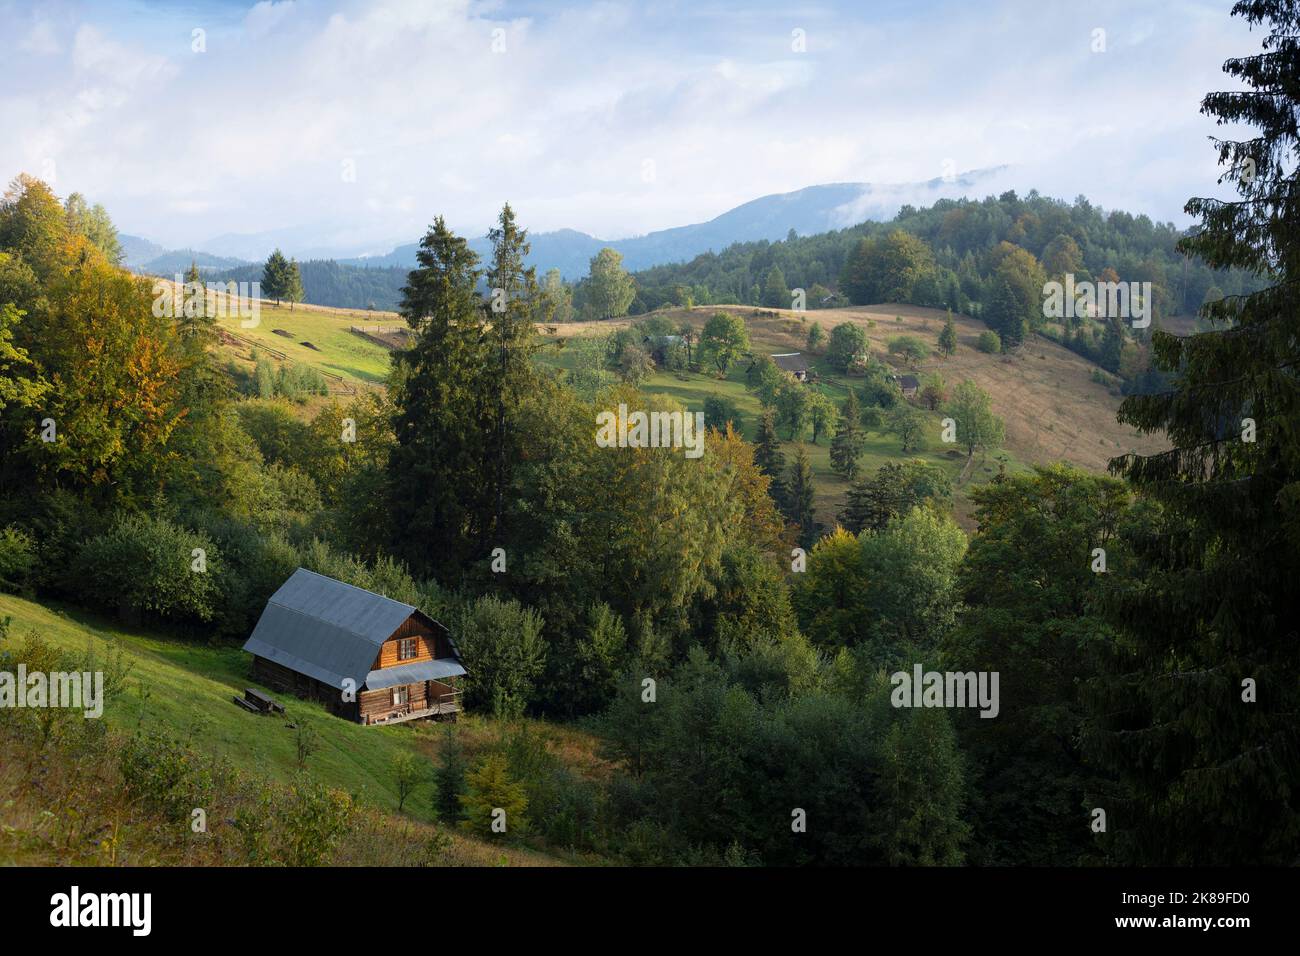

[0,0,1263,255]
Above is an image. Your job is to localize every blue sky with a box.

[0,0,1261,254]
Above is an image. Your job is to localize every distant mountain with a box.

[118,233,167,268]
[124,169,1013,309]
[196,225,409,263]
[137,249,252,276]
[342,169,1009,278]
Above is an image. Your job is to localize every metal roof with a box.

[364,659,468,690]
[771,352,809,373]
[241,568,457,691]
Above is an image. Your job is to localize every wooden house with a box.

[771,352,810,381]
[896,374,920,398]
[242,568,465,725]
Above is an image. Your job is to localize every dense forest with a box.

[1,0,1297,869]
[214,258,409,312]
[629,191,1261,318]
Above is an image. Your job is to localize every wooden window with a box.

[398,637,418,661]
[393,686,409,707]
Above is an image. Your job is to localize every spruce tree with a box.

[387,216,491,579]
[261,248,289,304]
[786,444,818,548]
[432,724,468,824]
[762,265,788,308]
[284,257,305,310]
[938,311,957,356]
[830,388,866,479]
[754,407,786,508]
[1087,0,1300,865]
[484,203,541,546]
[986,276,1023,350]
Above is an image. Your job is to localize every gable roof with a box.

[771,352,809,373]
[898,374,920,390]
[241,568,459,691]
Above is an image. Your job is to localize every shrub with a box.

[72,514,222,625]
[702,394,744,434]
[276,363,329,402]
[276,774,355,865]
[119,731,229,824]
[455,595,547,718]
[253,355,275,399]
[502,723,602,850]
[0,526,36,593]
[887,335,930,365]
[432,724,468,824]
[827,322,868,372]
[977,330,1001,353]
[458,753,528,839]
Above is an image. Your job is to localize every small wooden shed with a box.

[771,352,810,381]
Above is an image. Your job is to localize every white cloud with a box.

[20,18,60,54]
[0,0,1263,252]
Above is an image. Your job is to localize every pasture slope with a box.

[0,591,592,866]
[199,293,1163,525]
[543,304,1164,526]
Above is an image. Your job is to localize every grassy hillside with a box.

[201,292,1161,526]
[214,299,398,387]
[540,303,1164,526]
[0,592,602,865]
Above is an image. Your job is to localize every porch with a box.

[363,683,462,725]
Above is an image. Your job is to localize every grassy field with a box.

[539,303,1145,527]
[0,592,598,866]
[205,294,1160,526]
[154,274,403,390]
[215,299,398,387]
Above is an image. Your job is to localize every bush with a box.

[887,335,930,365]
[455,595,547,718]
[977,330,1001,354]
[119,731,230,824]
[275,363,329,402]
[827,322,868,372]
[276,774,355,865]
[72,514,223,625]
[702,394,744,434]
[0,526,36,593]
[458,753,528,839]
[432,724,468,824]
[502,723,602,850]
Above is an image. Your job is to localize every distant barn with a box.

[242,568,465,725]
[897,374,920,397]
[771,352,810,381]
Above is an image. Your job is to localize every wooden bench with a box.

[232,695,260,713]
[238,687,285,715]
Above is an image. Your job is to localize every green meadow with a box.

[0,592,441,821]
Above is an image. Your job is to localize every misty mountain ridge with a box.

[123,169,1009,280]
[343,168,1010,278]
